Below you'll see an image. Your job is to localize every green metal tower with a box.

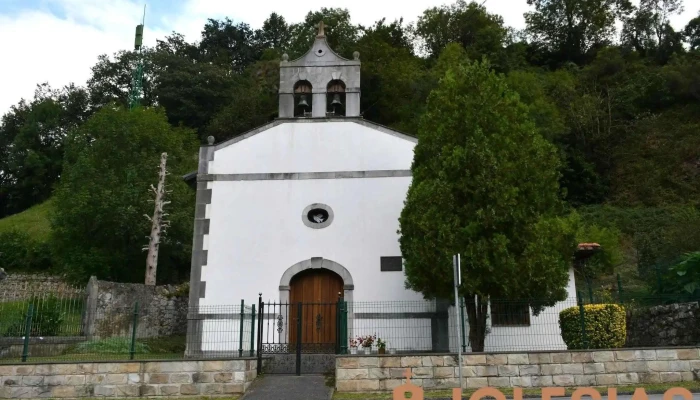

[128,5,146,110]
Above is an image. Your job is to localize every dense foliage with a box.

[0,1,698,288]
[559,304,627,349]
[398,59,577,351]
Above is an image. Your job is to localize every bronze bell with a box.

[298,95,309,108]
[330,93,342,106]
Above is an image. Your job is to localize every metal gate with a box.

[256,297,348,375]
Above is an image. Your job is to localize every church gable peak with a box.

[278,21,361,119]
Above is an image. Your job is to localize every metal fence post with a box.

[129,302,139,360]
[257,294,264,375]
[617,273,623,304]
[239,300,245,358]
[577,291,588,349]
[21,303,34,362]
[459,297,467,353]
[340,299,348,355]
[249,304,256,357]
[296,302,302,376]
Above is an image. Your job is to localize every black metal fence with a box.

[1,292,698,364]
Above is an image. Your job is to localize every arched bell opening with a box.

[326,80,346,116]
[294,80,313,117]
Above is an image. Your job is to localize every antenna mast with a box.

[128,4,147,110]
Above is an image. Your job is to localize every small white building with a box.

[184,25,578,358]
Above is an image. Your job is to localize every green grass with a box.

[332,381,700,399]
[0,199,53,240]
[0,297,84,337]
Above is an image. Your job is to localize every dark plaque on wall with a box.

[380,256,403,272]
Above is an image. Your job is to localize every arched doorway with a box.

[288,269,343,350]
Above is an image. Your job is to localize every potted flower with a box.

[349,337,358,355]
[377,338,387,354]
[357,334,376,354]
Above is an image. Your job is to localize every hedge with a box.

[559,303,626,349]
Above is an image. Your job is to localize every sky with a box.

[0,0,697,116]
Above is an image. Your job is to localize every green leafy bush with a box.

[74,337,150,354]
[559,304,626,349]
[0,230,52,272]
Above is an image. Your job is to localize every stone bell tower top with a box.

[278,21,361,118]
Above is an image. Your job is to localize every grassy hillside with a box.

[0,199,52,241]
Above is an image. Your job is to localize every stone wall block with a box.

[678,349,699,360]
[656,349,679,360]
[147,373,169,384]
[421,356,434,367]
[66,375,87,385]
[158,385,180,396]
[50,386,76,398]
[443,356,457,366]
[222,383,245,394]
[635,350,657,360]
[21,376,44,386]
[179,384,199,395]
[531,376,554,387]
[476,365,498,376]
[647,361,670,372]
[458,366,477,377]
[604,362,627,373]
[115,385,140,397]
[552,375,574,386]
[551,353,572,363]
[510,376,532,387]
[170,373,192,384]
[540,364,563,375]
[336,381,358,392]
[356,380,380,391]
[0,366,13,375]
[337,368,368,380]
[466,377,488,388]
[429,356,445,366]
[519,365,540,376]
[507,354,529,364]
[359,357,380,368]
[638,372,661,383]
[488,377,510,387]
[592,351,615,362]
[44,375,65,386]
[626,361,649,372]
[380,379,403,391]
[380,357,401,368]
[488,354,509,365]
[201,361,224,371]
[574,375,596,386]
[337,358,359,369]
[214,372,232,383]
[583,363,605,374]
[615,350,636,361]
[202,383,223,395]
[497,365,519,377]
[93,385,115,397]
[192,372,213,383]
[668,361,690,372]
[15,366,34,375]
[571,352,593,363]
[434,367,455,379]
[561,363,583,374]
[105,374,127,385]
[369,368,389,379]
[401,357,422,367]
[412,367,432,377]
[617,373,639,385]
[529,353,552,364]
[595,374,618,385]
[139,385,157,396]
[465,355,487,365]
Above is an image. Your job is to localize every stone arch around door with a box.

[279,257,354,304]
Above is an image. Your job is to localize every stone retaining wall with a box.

[626,302,700,347]
[0,359,257,398]
[335,348,700,392]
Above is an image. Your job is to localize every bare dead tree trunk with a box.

[144,152,170,286]
[464,294,489,352]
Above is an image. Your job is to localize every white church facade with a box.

[184,25,578,358]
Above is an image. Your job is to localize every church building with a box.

[184,23,578,358]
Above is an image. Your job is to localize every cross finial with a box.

[317,21,326,37]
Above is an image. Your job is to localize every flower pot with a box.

[378,347,386,355]
[389,348,396,355]
[350,348,357,355]
[363,348,371,355]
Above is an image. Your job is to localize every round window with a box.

[302,204,333,229]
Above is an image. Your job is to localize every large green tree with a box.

[50,106,197,283]
[398,60,577,351]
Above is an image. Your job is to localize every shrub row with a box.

[559,303,626,349]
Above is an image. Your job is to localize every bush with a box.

[0,230,53,272]
[559,304,626,349]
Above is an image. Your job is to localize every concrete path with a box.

[241,375,333,400]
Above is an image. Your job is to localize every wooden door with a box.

[288,269,343,350]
